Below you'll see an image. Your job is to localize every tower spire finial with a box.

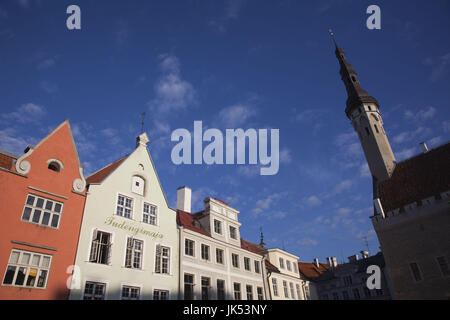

[328,28,338,48]
[259,227,266,248]
[140,112,146,134]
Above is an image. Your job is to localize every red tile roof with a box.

[265,260,280,273]
[298,262,330,280]
[240,239,266,256]
[176,209,211,237]
[379,142,450,212]
[0,152,16,170]
[86,155,128,185]
[214,198,230,206]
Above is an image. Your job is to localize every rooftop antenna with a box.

[259,227,266,248]
[363,236,370,253]
[140,112,146,133]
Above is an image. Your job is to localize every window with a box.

[353,288,361,300]
[143,203,157,225]
[214,219,222,234]
[2,250,52,288]
[374,124,379,134]
[153,289,169,300]
[436,256,450,276]
[229,226,237,239]
[216,248,224,264]
[257,287,264,300]
[125,238,143,269]
[244,257,251,271]
[201,244,210,261]
[279,258,285,269]
[287,282,295,299]
[233,283,241,300]
[217,279,226,300]
[201,277,210,300]
[155,245,170,274]
[332,292,339,300]
[89,230,112,265]
[286,260,291,271]
[283,280,289,298]
[304,285,310,299]
[121,286,140,300]
[83,282,106,300]
[295,284,302,300]
[21,194,63,228]
[184,274,194,300]
[185,239,194,257]
[131,176,145,195]
[232,254,239,268]
[246,285,253,300]
[116,194,133,219]
[409,262,422,282]
[48,161,60,172]
[272,278,279,296]
[254,260,260,274]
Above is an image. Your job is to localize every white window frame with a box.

[154,244,172,275]
[121,284,141,300]
[83,281,108,300]
[213,219,222,234]
[231,253,239,269]
[131,175,145,196]
[153,288,170,300]
[272,278,279,297]
[116,193,134,219]
[124,237,144,269]
[143,202,158,226]
[201,244,210,261]
[2,249,52,289]
[21,194,64,229]
[216,248,224,265]
[254,260,261,274]
[184,238,195,257]
[88,229,113,265]
[244,257,251,271]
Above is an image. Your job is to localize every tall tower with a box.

[330,30,396,182]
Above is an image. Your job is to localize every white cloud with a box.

[359,163,370,178]
[396,147,417,161]
[0,128,32,154]
[148,54,196,115]
[332,179,353,195]
[336,207,352,216]
[404,106,436,122]
[252,192,285,216]
[428,136,442,147]
[208,0,246,33]
[304,195,321,207]
[40,81,58,94]
[279,148,292,164]
[297,238,318,247]
[2,103,46,124]
[423,53,450,82]
[37,58,56,70]
[218,104,256,128]
[443,121,450,133]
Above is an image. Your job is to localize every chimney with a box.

[348,254,359,263]
[326,257,332,268]
[420,142,428,153]
[374,198,385,218]
[177,186,191,213]
[313,258,320,268]
[360,251,369,259]
[331,257,338,267]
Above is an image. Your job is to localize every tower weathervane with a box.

[328,28,337,47]
[140,112,146,134]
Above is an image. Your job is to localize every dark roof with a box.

[265,260,280,273]
[298,262,330,280]
[176,209,211,237]
[379,142,450,212]
[86,155,128,185]
[0,151,17,170]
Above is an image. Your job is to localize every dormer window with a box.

[131,176,145,196]
[46,159,63,172]
[48,162,60,172]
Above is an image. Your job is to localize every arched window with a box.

[374,124,380,134]
[47,159,63,172]
[131,176,145,196]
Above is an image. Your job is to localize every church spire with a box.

[329,29,379,118]
[330,30,396,183]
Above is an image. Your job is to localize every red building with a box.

[0,120,87,299]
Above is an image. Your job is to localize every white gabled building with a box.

[176,188,268,300]
[69,133,179,300]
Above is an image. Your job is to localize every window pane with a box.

[14,267,26,285]
[26,195,35,205]
[21,253,31,265]
[26,268,37,287]
[51,214,59,228]
[22,207,32,221]
[9,251,20,264]
[42,212,51,226]
[32,210,42,223]
[45,200,53,210]
[54,203,62,213]
[2,266,16,285]
[36,198,44,208]
[41,256,51,268]
[31,255,40,266]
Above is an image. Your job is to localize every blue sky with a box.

[1,0,449,264]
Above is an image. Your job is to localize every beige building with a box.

[264,248,315,300]
[176,188,267,300]
[332,36,450,299]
